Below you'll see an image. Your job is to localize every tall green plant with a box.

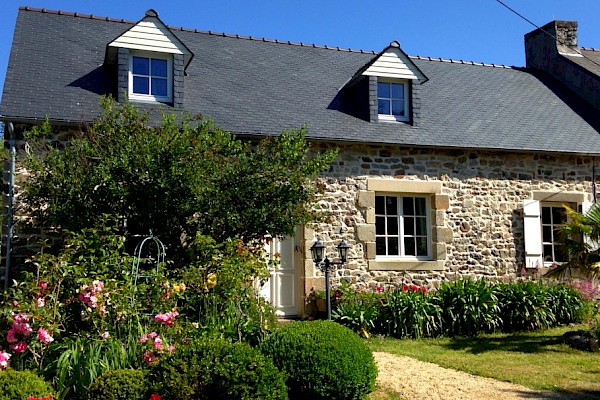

[379,289,441,339]
[434,279,500,336]
[495,281,555,332]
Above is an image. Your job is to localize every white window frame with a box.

[375,194,432,261]
[540,203,570,265]
[377,78,409,122]
[128,51,173,103]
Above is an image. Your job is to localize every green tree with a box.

[546,204,600,279]
[23,98,336,259]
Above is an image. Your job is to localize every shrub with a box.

[332,290,382,338]
[495,281,556,331]
[545,283,585,325]
[86,369,148,400]
[0,369,54,400]
[433,279,501,336]
[152,337,287,400]
[260,320,377,400]
[379,288,441,339]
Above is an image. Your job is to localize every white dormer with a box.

[362,41,427,82]
[105,10,193,106]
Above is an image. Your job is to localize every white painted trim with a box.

[128,51,173,103]
[377,78,409,122]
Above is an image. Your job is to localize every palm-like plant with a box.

[545,204,600,279]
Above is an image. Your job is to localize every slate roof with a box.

[3,7,600,155]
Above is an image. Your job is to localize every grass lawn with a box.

[366,325,600,398]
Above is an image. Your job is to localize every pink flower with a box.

[12,300,18,307]
[38,281,48,291]
[152,337,164,351]
[167,345,175,352]
[142,351,159,365]
[0,351,11,369]
[154,311,179,326]
[37,328,54,344]
[13,313,29,324]
[101,331,110,340]
[36,297,46,308]
[10,341,27,353]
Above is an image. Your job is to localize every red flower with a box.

[402,284,409,292]
[421,286,428,293]
[149,395,162,400]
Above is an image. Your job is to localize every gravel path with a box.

[373,352,583,400]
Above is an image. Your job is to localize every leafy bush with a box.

[152,337,287,400]
[86,369,147,400]
[0,369,54,400]
[545,283,585,325]
[332,290,382,338]
[379,289,441,339]
[260,320,377,400]
[495,281,555,331]
[433,279,500,336]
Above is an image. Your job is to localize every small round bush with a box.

[151,337,287,400]
[259,320,377,400]
[86,369,148,400]
[0,369,55,400]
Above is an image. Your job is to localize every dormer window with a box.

[129,52,172,102]
[377,80,408,122]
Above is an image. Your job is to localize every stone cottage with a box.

[2,8,600,317]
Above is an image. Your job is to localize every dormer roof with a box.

[106,9,193,68]
[358,41,428,83]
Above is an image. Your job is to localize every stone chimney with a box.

[525,20,578,70]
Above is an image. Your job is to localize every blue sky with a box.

[1,0,600,98]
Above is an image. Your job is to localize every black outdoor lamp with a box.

[310,238,351,320]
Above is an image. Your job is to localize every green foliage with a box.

[332,289,382,338]
[152,337,287,400]
[44,335,144,400]
[23,98,336,260]
[86,369,148,400]
[379,289,441,339]
[259,321,377,400]
[178,234,277,344]
[0,369,54,400]
[433,279,501,336]
[495,281,555,331]
[544,283,586,325]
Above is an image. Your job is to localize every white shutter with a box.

[523,199,543,269]
[581,202,595,251]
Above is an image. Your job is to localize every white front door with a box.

[259,237,298,317]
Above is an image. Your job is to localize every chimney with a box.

[525,20,579,70]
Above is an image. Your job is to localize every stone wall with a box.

[303,142,596,293]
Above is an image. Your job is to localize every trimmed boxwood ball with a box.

[0,369,55,400]
[259,320,377,400]
[151,337,288,400]
[86,369,148,400]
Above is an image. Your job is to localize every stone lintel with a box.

[367,178,442,194]
[368,260,444,271]
[532,191,585,204]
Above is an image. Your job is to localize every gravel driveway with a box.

[373,352,587,400]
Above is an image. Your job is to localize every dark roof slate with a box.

[3,7,600,155]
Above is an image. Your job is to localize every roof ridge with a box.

[409,54,514,69]
[580,46,600,52]
[19,5,515,66]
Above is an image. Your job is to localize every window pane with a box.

[378,82,390,98]
[541,207,551,223]
[388,237,399,256]
[392,100,404,116]
[415,198,426,215]
[151,78,168,96]
[416,217,427,235]
[416,237,428,256]
[555,245,568,262]
[543,244,553,261]
[552,207,566,224]
[386,197,397,214]
[376,217,386,235]
[376,237,386,255]
[542,226,552,242]
[552,228,561,242]
[151,59,168,77]
[403,197,414,215]
[391,83,404,99]
[387,217,398,235]
[375,196,385,215]
[132,57,149,75]
[404,237,415,256]
[404,217,415,235]
[133,76,149,94]
[378,99,390,115]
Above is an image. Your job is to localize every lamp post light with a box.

[310,238,351,320]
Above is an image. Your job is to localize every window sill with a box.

[129,94,173,104]
[368,259,444,271]
[378,114,408,123]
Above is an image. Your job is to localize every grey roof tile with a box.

[2,7,600,155]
